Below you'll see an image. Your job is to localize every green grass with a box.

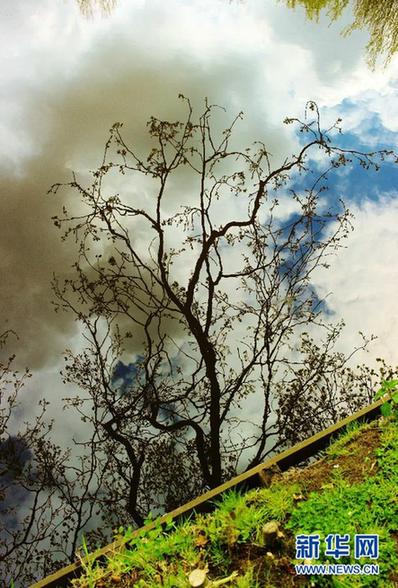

[70,416,398,588]
[324,420,367,458]
[286,421,398,585]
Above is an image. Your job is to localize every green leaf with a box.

[374,388,386,400]
[384,379,398,390]
[381,403,392,417]
[374,379,398,400]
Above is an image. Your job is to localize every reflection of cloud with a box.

[311,194,398,367]
[1,0,294,369]
[0,0,397,476]
[324,92,398,149]
[1,0,398,370]
[0,161,79,369]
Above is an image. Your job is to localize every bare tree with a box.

[49,97,397,529]
[0,330,117,585]
[0,330,58,585]
[3,98,398,585]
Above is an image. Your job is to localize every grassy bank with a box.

[71,415,398,587]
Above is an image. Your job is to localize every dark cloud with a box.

[0,5,291,369]
[1,0,383,370]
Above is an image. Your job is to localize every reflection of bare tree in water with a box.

[285,0,398,68]
[77,0,117,17]
[3,97,398,584]
[0,330,113,586]
[51,96,398,532]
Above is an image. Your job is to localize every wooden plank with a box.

[30,396,386,587]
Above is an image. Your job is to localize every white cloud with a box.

[311,194,398,368]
